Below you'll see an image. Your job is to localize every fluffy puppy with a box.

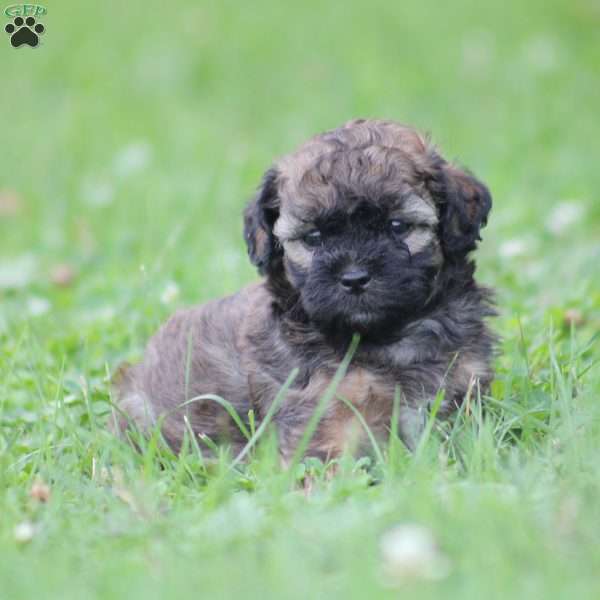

[114,119,495,461]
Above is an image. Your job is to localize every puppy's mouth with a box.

[312,308,393,340]
[305,293,389,336]
[343,310,378,333]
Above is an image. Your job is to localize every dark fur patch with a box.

[244,168,281,275]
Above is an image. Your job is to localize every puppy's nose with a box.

[340,268,371,293]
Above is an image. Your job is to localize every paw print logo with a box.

[5,16,45,47]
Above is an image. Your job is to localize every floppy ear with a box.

[438,163,492,259]
[243,167,282,275]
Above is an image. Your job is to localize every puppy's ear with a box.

[438,163,492,259]
[244,168,282,275]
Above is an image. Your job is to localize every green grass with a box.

[1,0,600,598]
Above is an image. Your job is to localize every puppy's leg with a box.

[397,405,428,451]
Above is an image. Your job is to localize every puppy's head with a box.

[244,119,491,335]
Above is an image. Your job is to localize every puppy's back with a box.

[112,285,263,452]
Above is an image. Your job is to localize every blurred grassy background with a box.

[1,1,600,598]
[2,1,599,319]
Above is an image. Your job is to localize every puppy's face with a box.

[272,161,442,334]
[245,120,491,335]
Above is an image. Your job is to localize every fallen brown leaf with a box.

[30,478,51,503]
[563,309,584,328]
[0,189,23,217]
[50,263,76,287]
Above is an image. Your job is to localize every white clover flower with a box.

[546,201,585,235]
[523,34,561,72]
[0,254,36,289]
[498,238,530,259]
[13,521,36,544]
[380,524,451,584]
[160,281,180,305]
[27,296,51,317]
[113,141,153,177]
[81,177,114,207]
[461,29,495,73]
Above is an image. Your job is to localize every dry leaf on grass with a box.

[0,189,23,216]
[50,263,77,287]
[30,478,51,503]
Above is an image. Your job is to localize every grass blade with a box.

[288,334,360,471]
[229,368,299,470]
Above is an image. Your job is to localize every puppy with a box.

[114,119,495,461]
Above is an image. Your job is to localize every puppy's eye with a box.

[302,230,323,247]
[389,219,412,236]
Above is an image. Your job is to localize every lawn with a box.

[1,0,600,598]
